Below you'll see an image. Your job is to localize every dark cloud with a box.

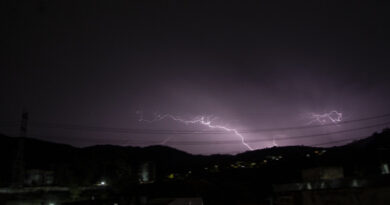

[2,0,390,154]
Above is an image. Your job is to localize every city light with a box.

[98,180,106,186]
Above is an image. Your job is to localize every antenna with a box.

[12,111,28,187]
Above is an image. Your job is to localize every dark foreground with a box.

[1,129,390,204]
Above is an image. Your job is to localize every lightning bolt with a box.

[307,110,343,125]
[272,136,278,147]
[160,136,173,145]
[137,112,254,151]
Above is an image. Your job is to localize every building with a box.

[273,166,390,205]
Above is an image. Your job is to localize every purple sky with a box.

[1,0,390,154]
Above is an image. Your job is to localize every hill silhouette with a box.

[0,129,389,187]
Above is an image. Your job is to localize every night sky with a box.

[2,0,390,154]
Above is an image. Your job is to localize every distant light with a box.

[351,179,359,187]
[98,180,106,186]
[48,203,55,205]
[381,163,389,175]
[306,183,312,190]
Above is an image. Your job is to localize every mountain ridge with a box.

[0,129,389,186]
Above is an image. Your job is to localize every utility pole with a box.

[12,111,28,187]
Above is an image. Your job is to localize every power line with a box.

[308,137,363,147]
[244,113,390,132]
[0,121,19,127]
[31,121,388,146]
[257,121,389,141]
[215,136,368,155]
[28,113,390,134]
[27,127,387,157]
[0,121,18,123]
[129,121,388,145]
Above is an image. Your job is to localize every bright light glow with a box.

[272,139,278,147]
[382,163,389,175]
[307,110,343,125]
[272,135,282,147]
[138,112,254,150]
[98,180,106,186]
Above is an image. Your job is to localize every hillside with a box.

[1,129,389,187]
